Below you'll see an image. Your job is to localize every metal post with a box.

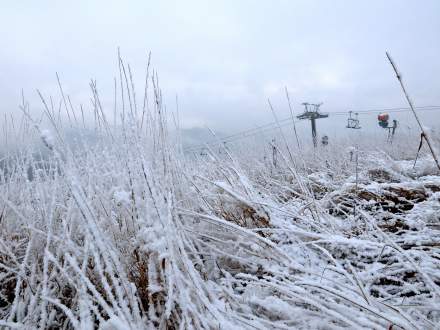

[311,115,317,148]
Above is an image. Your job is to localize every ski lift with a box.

[377,113,398,142]
[297,102,328,148]
[346,111,361,129]
[378,113,390,128]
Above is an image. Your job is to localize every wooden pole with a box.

[386,52,440,171]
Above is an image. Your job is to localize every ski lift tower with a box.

[297,102,328,147]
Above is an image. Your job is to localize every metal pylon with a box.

[297,102,329,147]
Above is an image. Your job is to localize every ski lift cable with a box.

[185,118,302,153]
[184,106,440,153]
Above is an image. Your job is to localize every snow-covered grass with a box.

[1,64,439,329]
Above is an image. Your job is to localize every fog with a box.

[1,0,439,133]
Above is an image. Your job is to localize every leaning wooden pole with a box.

[386,52,440,171]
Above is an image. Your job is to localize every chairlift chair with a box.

[346,111,361,129]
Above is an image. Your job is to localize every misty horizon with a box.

[1,0,439,135]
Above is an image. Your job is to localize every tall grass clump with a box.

[0,54,439,329]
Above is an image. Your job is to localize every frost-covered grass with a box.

[1,64,440,329]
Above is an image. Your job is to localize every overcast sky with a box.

[1,0,439,132]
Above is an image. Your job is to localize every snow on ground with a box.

[1,77,439,329]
